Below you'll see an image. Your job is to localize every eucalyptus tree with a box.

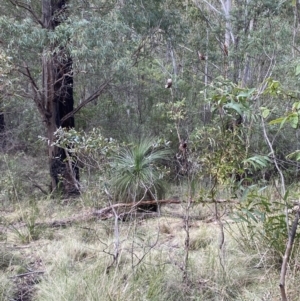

[1,0,296,196]
[191,0,294,87]
[0,0,139,195]
[0,50,10,135]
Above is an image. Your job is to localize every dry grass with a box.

[0,186,300,301]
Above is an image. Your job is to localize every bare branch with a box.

[60,78,113,124]
[18,65,50,119]
[261,116,294,301]
[8,0,44,27]
[279,210,300,301]
[8,270,44,279]
[253,53,276,100]
[193,0,222,15]
[261,114,289,235]
[20,65,39,92]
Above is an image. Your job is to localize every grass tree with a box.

[111,138,170,203]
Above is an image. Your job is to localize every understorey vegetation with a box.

[1,1,300,300]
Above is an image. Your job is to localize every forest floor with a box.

[0,195,299,301]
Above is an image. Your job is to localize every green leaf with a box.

[261,107,270,118]
[223,102,244,116]
[287,150,300,161]
[243,155,271,170]
[242,209,258,223]
[296,64,300,76]
[265,79,281,95]
[269,116,288,128]
[289,113,298,128]
[235,214,249,223]
[237,88,256,99]
[292,102,300,111]
[283,190,289,201]
[273,112,300,129]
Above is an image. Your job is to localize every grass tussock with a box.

[0,274,14,301]
[0,182,300,301]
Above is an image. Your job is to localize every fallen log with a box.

[2,198,238,231]
[93,198,181,216]
[37,198,181,228]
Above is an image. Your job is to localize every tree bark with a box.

[0,111,5,150]
[0,111,4,131]
[42,0,79,196]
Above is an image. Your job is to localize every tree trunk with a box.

[0,111,5,150]
[42,0,79,196]
[0,112,4,133]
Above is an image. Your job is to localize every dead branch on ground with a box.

[1,198,238,232]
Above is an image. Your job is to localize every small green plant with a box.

[0,249,21,270]
[10,205,41,243]
[0,155,20,203]
[229,188,299,267]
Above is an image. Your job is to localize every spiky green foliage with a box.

[111,138,170,202]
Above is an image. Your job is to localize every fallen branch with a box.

[25,199,181,228]
[93,199,181,215]
[9,270,44,279]
[2,198,238,231]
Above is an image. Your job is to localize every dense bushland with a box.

[1,0,300,300]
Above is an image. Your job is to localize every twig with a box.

[261,116,292,301]
[8,0,44,27]
[132,225,160,268]
[64,148,81,193]
[182,197,192,283]
[105,199,120,272]
[261,116,288,230]
[214,196,226,275]
[8,270,44,279]
[18,65,50,119]
[279,210,300,301]
[30,180,49,195]
[60,79,113,124]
